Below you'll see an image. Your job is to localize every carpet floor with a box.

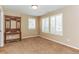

[0,37,79,54]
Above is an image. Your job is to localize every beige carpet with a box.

[0,37,79,54]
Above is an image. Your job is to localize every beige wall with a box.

[40,6,79,49]
[3,9,39,39]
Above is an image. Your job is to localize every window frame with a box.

[55,13,63,36]
[41,13,63,36]
[28,17,36,30]
[41,16,50,33]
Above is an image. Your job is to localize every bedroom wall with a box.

[40,6,79,49]
[3,9,39,39]
[3,5,79,49]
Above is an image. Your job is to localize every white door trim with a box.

[0,6,4,47]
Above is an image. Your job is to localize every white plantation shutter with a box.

[42,17,49,33]
[55,14,63,35]
[50,14,63,35]
[41,13,63,36]
[28,17,35,29]
[50,16,56,34]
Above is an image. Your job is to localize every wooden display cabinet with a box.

[4,15,21,43]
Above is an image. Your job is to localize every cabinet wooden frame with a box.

[4,15,21,43]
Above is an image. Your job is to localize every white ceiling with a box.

[3,5,65,16]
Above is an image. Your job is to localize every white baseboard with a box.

[22,35,40,39]
[40,35,79,50]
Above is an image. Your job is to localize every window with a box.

[42,17,49,33]
[28,17,35,29]
[50,13,63,35]
[41,13,63,36]
[50,16,56,34]
[55,14,63,35]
